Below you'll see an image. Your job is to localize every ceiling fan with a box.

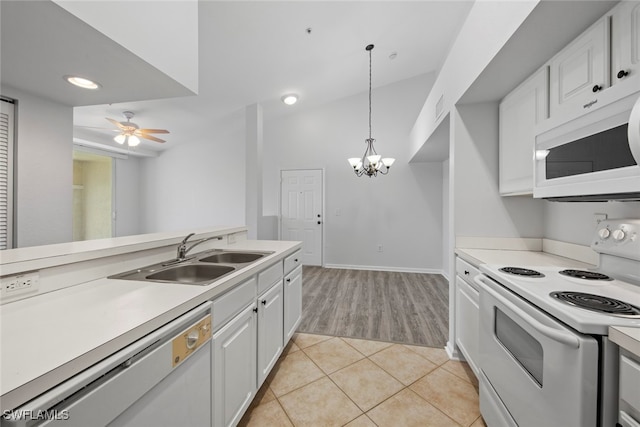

[105,111,169,146]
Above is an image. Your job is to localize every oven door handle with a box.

[629,94,640,164]
[475,275,581,349]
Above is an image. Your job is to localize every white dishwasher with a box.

[3,302,213,427]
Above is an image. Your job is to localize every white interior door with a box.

[280,169,323,266]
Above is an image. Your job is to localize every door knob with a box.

[317,221,321,225]
[317,214,321,218]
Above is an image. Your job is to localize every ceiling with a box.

[3,1,475,155]
[0,1,194,108]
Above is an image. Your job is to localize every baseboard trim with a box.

[323,264,444,275]
[446,341,462,360]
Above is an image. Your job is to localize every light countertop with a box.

[0,239,301,411]
[610,326,640,357]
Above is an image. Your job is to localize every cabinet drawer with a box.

[284,250,302,275]
[258,261,283,295]
[212,277,256,331]
[456,257,481,289]
[285,265,302,282]
[620,354,640,412]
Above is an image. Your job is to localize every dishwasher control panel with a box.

[172,314,212,367]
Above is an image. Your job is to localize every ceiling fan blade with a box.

[137,128,170,134]
[106,117,128,130]
[138,134,165,143]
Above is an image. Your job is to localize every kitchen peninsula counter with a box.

[0,229,301,412]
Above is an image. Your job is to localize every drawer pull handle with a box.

[261,299,267,305]
[617,70,629,79]
[253,307,258,313]
[464,270,469,275]
[286,278,291,282]
[294,259,298,262]
[592,84,602,92]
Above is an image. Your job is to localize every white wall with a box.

[442,158,450,279]
[544,201,640,246]
[1,86,73,247]
[453,102,544,238]
[114,157,141,238]
[138,126,246,234]
[264,74,444,272]
[409,0,538,159]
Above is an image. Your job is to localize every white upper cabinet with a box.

[499,67,549,195]
[611,1,640,88]
[549,17,610,119]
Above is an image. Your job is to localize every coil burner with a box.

[550,291,640,318]
[559,270,613,281]
[499,267,545,278]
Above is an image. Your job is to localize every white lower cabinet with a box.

[257,281,284,387]
[454,257,481,376]
[618,350,640,427]
[210,254,299,426]
[284,265,302,342]
[212,303,257,427]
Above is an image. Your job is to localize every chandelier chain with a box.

[368,46,372,141]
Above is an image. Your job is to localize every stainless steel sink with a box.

[109,249,273,286]
[199,252,265,264]
[146,264,235,284]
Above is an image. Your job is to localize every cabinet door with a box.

[499,66,548,195]
[284,266,302,342]
[213,303,257,427]
[257,281,284,387]
[611,1,640,87]
[455,276,480,376]
[549,17,609,119]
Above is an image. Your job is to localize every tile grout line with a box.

[311,337,460,427]
[256,333,480,427]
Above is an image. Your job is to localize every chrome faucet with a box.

[175,233,222,262]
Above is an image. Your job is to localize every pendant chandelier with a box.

[347,44,395,177]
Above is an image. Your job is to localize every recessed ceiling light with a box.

[281,94,298,105]
[64,75,101,90]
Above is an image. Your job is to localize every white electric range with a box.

[475,218,640,427]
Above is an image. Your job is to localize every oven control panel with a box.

[592,219,640,260]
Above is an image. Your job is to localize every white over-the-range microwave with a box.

[534,88,640,201]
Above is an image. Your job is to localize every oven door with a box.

[476,274,599,427]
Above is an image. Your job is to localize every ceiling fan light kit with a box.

[347,44,395,178]
[107,111,169,147]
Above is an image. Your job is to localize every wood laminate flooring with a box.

[298,266,449,348]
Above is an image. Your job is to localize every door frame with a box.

[278,168,325,267]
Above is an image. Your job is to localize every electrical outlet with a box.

[1,272,40,297]
[377,244,383,252]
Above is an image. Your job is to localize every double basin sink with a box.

[110,250,273,285]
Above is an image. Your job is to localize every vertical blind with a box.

[0,99,15,250]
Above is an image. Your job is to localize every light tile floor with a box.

[239,333,486,427]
